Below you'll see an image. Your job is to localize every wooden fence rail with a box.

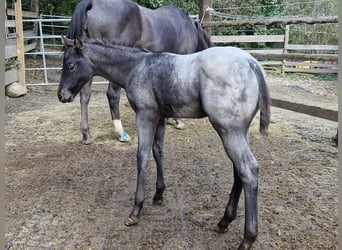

[211,25,338,75]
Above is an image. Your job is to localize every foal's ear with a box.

[61,36,74,47]
[74,38,83,51]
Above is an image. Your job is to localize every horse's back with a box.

[138,5,200,53]
[84,0,142,44]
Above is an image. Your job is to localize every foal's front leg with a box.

[80,80,93,145]
[107,82,130,142]
[125,113,159,226]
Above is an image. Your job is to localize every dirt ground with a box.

[5,74,338,249]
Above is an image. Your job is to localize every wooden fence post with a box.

[201,0,212,36]
[14,0,26,88]
[282,25,290,76]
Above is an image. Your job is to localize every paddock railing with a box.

[211,25,338,75]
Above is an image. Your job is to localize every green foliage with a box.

[211,0,337,47]
[5,57,19,71]
[39,0,79,16]
[135,0,201,13]
[284,0,338,45]
[136,0,164,9]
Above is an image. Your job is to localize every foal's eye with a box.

[67,64,76,72]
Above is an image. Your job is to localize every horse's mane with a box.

[67,0,93,39]
[194,21,214,50]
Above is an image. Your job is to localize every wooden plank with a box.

[271,98,338,122]
[5,45,17,59]
[247,49,283,54]
[24,41,37,52]
[5,69,19,86]
[24,30,37,38]
[250,52,338,61]
[14,0,26,87]
[5,19,16,28]
[260,61,283,65]
[284,67,338,74]
[287,44,338,51]
[7,8,38,18]
[212,35,285,43]
[285,61,338,68]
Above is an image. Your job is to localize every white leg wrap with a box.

[113,119,123,136]
[112,119,130,142]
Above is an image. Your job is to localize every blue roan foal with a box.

[58,37,270,250]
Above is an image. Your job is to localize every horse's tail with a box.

[194,21,214,51]
[248,60,271,136]
[67,0,93,39]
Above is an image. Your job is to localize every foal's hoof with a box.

[125,216,139,226]
[152,199,163,206]
[216,220,229,233]
[215,225,228,233]
[118,130,131,142]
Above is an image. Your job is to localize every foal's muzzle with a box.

[57,88,75,103]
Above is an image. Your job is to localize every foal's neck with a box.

[86,43,145,87]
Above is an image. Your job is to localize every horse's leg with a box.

[125,112,159,226]
[106,82,130,142]
[217,131,259,250]
[80,80,94,145]
[152,119,166,205]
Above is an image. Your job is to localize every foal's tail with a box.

[67,0,93,39]
[248,60,271,136]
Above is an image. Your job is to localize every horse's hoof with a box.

[118,130,130,142]
[125,216,139,226]
[82,136,94,145]
[166,118,176,125]
[174,120,185,130]
[167,118,185,130]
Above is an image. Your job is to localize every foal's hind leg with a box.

[217,165,243,232]
[107,82,130,142]
[80,80,93,145]
[218,132,259,250]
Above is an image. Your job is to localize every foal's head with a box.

[58,37,93,103]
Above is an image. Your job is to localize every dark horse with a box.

[60,0,213,144]
[59,37,270,250]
